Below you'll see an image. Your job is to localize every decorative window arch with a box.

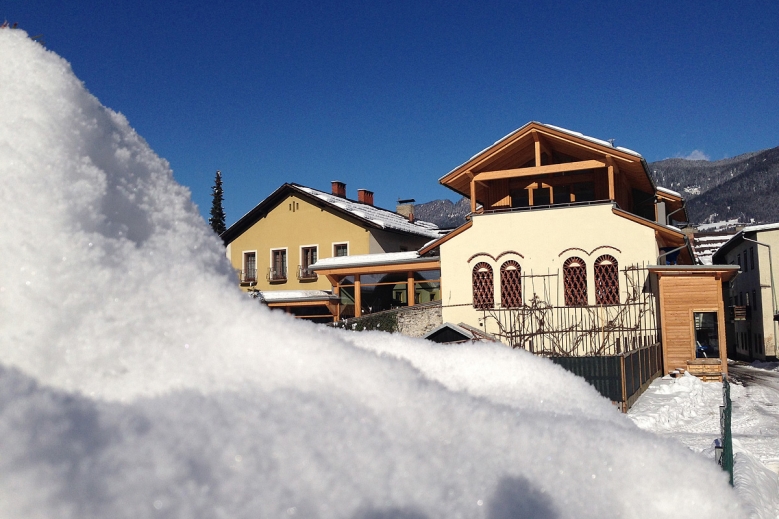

[563,257,588,306]
[594,255,619,305]
[472,262,494,309]
[500,260,522,308]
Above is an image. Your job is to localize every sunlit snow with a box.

[0,29,746,518]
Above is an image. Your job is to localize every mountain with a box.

[648,146,779,224]
[414,145,779,228]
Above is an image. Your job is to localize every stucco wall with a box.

[439,203,660,336]
[228,194,371,292]
[720,229,779,359]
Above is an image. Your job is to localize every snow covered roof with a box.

[294,185,441,238]
[440,121,643,181]
[656,186,683,198]
[222,183,441,243]
[713,222,779,262]
[257,290,337,303]
[310,251,439,271]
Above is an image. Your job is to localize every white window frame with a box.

[332,241,349,258]
[269,247,288,280]
[242,249,257,283]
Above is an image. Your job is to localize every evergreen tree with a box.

[209,170,226,235]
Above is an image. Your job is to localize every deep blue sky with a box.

[7,1,779,225]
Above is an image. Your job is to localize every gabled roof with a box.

[439,121,657,200]
[222,183,441,244]
[712,222,779,263]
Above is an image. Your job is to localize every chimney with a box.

[357,189,374,206]
[396,198,415,222]
[331,181,346,198]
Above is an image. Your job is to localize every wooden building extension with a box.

[651,265,739,380]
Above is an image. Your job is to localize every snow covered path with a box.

[728,363,779,475]
[628,366,779,518]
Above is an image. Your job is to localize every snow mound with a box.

[0,28,746,518]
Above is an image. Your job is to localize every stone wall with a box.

[330,301,442,338]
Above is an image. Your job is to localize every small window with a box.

[472,262,494,309]
[299,246,317,280]
[746,292,750,307]
[334,243,348,257]
[594,255,619,305]
[694,312,719,359]
[269,249,287,281]
[564,257,588,306]
[750,247,755,270]
[243,252,256,283]
[500,260,522,308]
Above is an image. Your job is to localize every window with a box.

[334,243,348,257]
[269,249,287,281]
[500,260,522,308]
[750,247,755,270]
[594,255,619,305]
[472,262,494,309]
[694,312,719,358]
[564,257,588,306]
[299,246,317,280]
[243,252,256,283]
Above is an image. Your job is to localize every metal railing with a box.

[241,268,257,284]
[297,265,318,281]
[267,268,287,282]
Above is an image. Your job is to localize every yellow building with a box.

[221,182,441,321]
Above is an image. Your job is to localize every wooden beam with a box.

[474,160,606,182]
[470,178,476,213]
[407,271,415,307]
[533,131,541,167]
[314,260,441,278]
[608,164,615,200]
[354,274,361,317]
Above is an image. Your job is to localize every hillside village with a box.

[222,122,777,416]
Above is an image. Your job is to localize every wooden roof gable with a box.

[439,122,656,199]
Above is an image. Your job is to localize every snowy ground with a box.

[628,363,779,518]
[0,28,756,518]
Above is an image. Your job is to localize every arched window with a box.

[563,257,588,306]
[594,255,619,305]
[472,262,494,309]
[500,260,522,308]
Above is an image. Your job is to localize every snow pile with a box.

[0,29,746,518]
[628,373,725,430]
[733,452,779,519]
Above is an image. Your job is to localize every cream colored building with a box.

[713,224,779,360]
[221,182,440,321]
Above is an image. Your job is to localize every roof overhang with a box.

[439,122,654,200]
[648,265,740,282]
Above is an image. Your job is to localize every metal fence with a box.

[549,341,663,412]
[482,265,658,357]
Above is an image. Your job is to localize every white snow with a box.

[629,371,779,518]
[0,28,749,518]
[295,185,441,238]
[657,186,683,198]
[257,290,336,302]
[311,250,424,269]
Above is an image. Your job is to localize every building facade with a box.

[221,182,440,320]
[713,224,779,361]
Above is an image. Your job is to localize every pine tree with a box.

[209,170,226,235]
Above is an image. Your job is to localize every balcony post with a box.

[354,274,362,317]
[407,271,415,307]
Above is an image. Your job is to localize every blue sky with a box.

[7,1,779,225]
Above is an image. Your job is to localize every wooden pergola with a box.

[311,257,441,319]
